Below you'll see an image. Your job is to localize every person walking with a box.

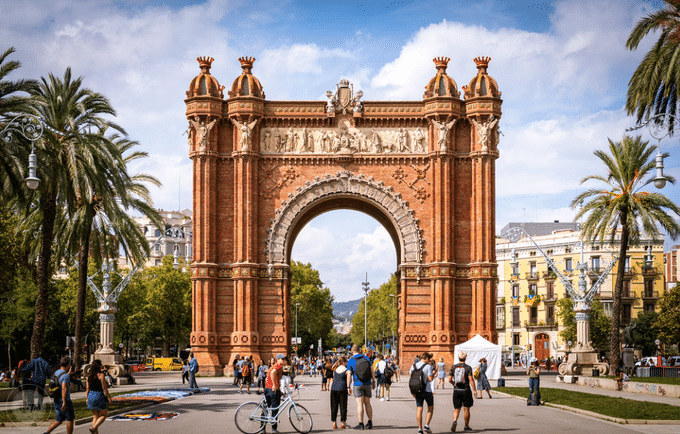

[188,352,199,389]
[86,360,113,434]
[476,358,492,399]
[410,352,434,434]
[448,351,476,432]
[374,355,384,399]
[181,359,189,384]
[323,357,334,391]
[239,356,253,394]
[45,357,74,434]
[256,359,268,394]
[436,357,447,389]
[232,355,240,386]
[377,354,392,401]
[329,355,350,429]
[264,354,286,434]
[526,357,541,405]
[346,344,374,430]
[281,356,294,395]
[21,353,52,409]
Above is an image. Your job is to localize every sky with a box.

[4,0,679,301]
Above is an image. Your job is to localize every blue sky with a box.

[4,0,679,301]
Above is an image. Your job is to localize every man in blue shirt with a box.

[189,352,199,389]
[21,354,51,409]
[346,345,375,430]
[45,356,73,434]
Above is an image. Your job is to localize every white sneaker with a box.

[386,397,390,401]
[379,398,384,402]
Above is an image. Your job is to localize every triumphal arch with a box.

[185,55,501,374]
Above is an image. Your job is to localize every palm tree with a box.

[0,47,38,201]
[53,132,162,368]
[22,67,124,359]
[571,135,680,370]
[626,0,680,129]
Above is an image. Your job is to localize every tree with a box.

[350,274,398,350]
[289,261,334,354]
[655,285,680,348]
[629,311,660,356]
[572,135,680,369]
[0,46,38,202]
[556,297,611,351]
[20,67,124,359]
[626,1,680,128]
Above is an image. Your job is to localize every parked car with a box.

[634,356,667,367]
[666,356,680,366]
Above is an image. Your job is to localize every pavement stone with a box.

[2,370,679,434]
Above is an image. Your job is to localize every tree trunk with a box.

[30,190,57,360]
[610,212,629,371]
[74,223,92,370]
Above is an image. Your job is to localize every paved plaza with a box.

[3,370,679,434]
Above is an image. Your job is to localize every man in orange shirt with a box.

[264,354,286,433]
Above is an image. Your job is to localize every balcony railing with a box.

[643,290,659,299]
[525,272,539,280]
[542,271,557,279]
[642,266,660,276]
[621,290,635,300]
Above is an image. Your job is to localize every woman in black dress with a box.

[86,360,113,434]
[329,356,349,429]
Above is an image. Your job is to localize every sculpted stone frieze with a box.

[264,171,424,274]
[259,126,428,154]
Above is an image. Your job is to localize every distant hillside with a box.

[332,298,361,321]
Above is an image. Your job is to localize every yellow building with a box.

[495,222,665,362]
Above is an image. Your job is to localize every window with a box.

[512,285,519,298]
[622,280,631,297]
[529,283,537,294]
[644,303,655,313]
[155,259,162,266]
[496,306,505,329]
[155,228,162,237]
[546,282,554,299]
[530,306,538,324]
[592,256,600,272]
[512,307,520,327]
[625,256,631,273]
[155,244,161,252]
[513,333,520,346]
[530,251,536,256]
[592,245,600,251]
[565,247,572,253]
[529,261,537,278]
[622,304,632,325]
[546,305,555,324]
[546,249,553,256]
[644,279,654,297]
[602,301,613,317]
[565,258,572,271]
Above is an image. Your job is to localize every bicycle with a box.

[234,383,313,434]
[7,384,53,423]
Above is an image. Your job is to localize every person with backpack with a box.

[346,344,375,430]
[526,357,541,405]
[44,357,74,434]
[188,352,199,389]
[409,352,435,434]
[329,355,350,429]
[239,356,253,394]
[375,354,392,401]
[448,351,476,432]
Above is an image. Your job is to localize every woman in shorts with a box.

[86,360,113,434]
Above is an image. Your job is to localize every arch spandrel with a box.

[265,171,424,269]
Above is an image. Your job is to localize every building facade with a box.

[496,222,665,362]
[665,246,678,290]
[185,55,502,374]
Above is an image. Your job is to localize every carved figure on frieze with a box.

[396,128,409,152]
[273,129,281,153]
[353,90,364,113]
[190,116,217,151]
[231,118,259,151]
[470,115,499,152]
[369,129,382,153]
[413,127,425,152]
[262,130,272,152]
[429,118,456,152]
[284,127,295,152]
[331,131,341,153]
[321,130,331,153]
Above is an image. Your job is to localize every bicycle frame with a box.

[252,385,301,423]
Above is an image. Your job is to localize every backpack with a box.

[354,356,372,383]
[241,363,251,377]
[384,364,394,380]
[473,366,480,380]
[47,372,67,399]
[453,365,467,389]
[409,363,427,395]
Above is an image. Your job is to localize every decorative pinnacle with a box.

[474,56,491,72]
[197,56,214,73]
[433,56,450,72]
[238,56,256,74]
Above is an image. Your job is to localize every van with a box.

[145,357,184,371]
[634,356,667,367]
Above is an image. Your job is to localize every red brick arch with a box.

[185,56,501,374]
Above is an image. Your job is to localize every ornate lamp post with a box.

[501,226,616,377]
[626,113,678,189]
[389,294,395,356]
[295,302,300,354]
[362,274,370,349]
[165,227,186,270]
[1,114,45,189]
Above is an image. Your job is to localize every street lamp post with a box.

[295,302,300,355]
[165,227,186,270]
[1,114,46,190]
[389,294,395,356]
[626,113,678,189]
[509,248,517,368]
[362,274,370,350]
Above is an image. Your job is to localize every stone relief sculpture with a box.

[258,126,428,154]
[470,115,499,152]
[353,90,364,113]
[231,118,259,151]
[190,116,217,150]
[429,118,456,152]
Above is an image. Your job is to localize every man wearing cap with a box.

[448,351,476,432]
[264,354,286,433]
[526,357,541,405]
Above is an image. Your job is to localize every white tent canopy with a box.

[453,334,502,380]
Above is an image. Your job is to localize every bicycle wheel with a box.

[234,401,267,434]
[288,403,313,433]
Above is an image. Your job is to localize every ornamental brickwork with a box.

[185,55,502,374]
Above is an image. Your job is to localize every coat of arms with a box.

[326,79,363,115]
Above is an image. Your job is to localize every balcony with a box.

[543,293,557,303]
[642,266,660,276]
[524,319,558,330]
[497,297,506,305]
[624,267,635,277]
[542,271,557,280]
[621,290,635,300]
[642,290,659,299]
[525,272,539,281]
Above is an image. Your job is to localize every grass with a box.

[0,389,157,423]
[497,387,680,420]
[611,376,680,386]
